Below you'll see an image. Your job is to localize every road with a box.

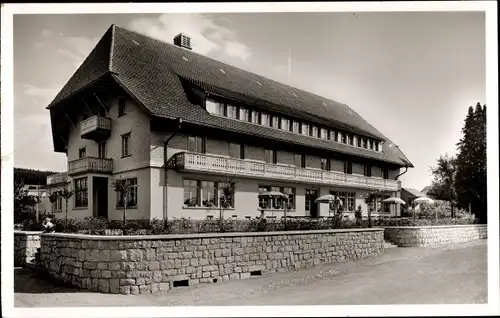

[14,239,487,307]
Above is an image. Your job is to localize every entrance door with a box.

[306,189,319,218]
[93,177,109,219]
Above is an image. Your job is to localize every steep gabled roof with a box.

[47,24,414,168]
[403,188,427,198]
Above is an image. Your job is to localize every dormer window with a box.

[280,118,290,130]
[271,115,280,129]
[261,113,270,126]
[250,110,259,123]
[320,128,328,139]
[206,99,225,116]
[239,107,248,121]
[332,131,339,142]
[227,105,238,119]
[341,133,347,144]
[362,137,368,149]
[301,123,309,136]
[356,136,362,147]
[369,139,374,150]
[347,134,354,146]
[311,126,318,138]
[292,121,300,133]
[375,141,380,152]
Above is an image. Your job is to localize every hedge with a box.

[16,215,480,236]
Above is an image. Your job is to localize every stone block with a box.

[158,282,170,291]
[240,272,251,279]
[97,262,108,270]
[130,286,140,295]
[128,249,144,261]
[109,278,120,294]
[151,283,160,293]
[102,270,112,278]
[120,278,136,286]
[83,262,97,270]
[109,262,121,271]
[136,278,145,286]
[149,261,160,271]
[98,279,110,293]
[145,249,156,261]
[99,250,111,262]
[110,250,127,261]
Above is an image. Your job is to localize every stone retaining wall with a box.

[14,231,43,266]
[384,224,487,247]
[39,229,384,294]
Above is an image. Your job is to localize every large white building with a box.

[45,25,413,220]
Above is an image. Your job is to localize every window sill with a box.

[121,155,132,159]
[73,207,88,210]
[183,206,235,210]
[116,205,138,210]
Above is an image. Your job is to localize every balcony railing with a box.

[68,157,113,176]
[80,116,111,141]
[46,172,68,186]
[168,152,399,191]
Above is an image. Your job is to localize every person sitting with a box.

[42,218,55,233]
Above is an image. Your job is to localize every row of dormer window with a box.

[183,135,391,179]
[205,99,383,152]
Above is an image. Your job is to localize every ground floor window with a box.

[305,189,318,212]
[74,177,88,208]
[183,179,235,208]
[52,191,63,211]
[202,181,217,207]
[116,178,138,208]
[374,196,391,213]
[258,185,295,210]
[329,190,356,211]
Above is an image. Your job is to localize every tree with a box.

[428,154,457,217]
[112,179,134,223]
[454,102,487,222]
[216,174,236,232]
[364,191,378,228]
[14,179,38,222]
[48,191,60,215]
[59,187,74,227]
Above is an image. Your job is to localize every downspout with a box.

[394,165,408,216]
[395,166,408,180]
[163,118,183,224]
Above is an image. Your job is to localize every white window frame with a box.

[301,123,309,136]
[227,105,238,119]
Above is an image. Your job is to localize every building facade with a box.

[45,25,413,220]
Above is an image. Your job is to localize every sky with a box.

[12,11,486,191]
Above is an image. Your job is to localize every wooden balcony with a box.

[68,157,113,176]
[80,116,111,141]
[46,172,68,186]
[168,152,399,192]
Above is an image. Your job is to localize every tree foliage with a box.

[428,154,457,216]
[112,178,134,223]
[454,103,487,222]
[429,102,487,223]
[14,168,58,186]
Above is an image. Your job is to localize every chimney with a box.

[174,33,192,50]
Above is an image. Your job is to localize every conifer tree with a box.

[455,102,487,222]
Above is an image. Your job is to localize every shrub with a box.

[13,214,482,235]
